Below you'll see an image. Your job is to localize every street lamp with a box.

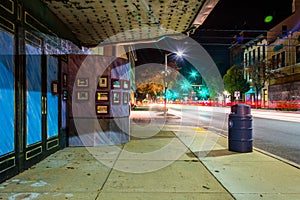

[164,51,183,116]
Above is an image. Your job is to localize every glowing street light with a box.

[189,70,198,79]
[176,51,184,57]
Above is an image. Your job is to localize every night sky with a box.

[191,0,294,76]
[135,0,294,79]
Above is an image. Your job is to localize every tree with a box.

[135,64,180,101]
[136,82,163,101]
[247,59,288,108]
[223,65,249,101]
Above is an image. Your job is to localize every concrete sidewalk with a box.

[0,110,299,200]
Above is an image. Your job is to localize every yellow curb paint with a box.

[191,127,206,132]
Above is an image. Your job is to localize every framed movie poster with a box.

[112,79,121,89]
[77,91,89,100]
[96,91,109,101]
[98,76,108,88]
[96,105,108,114]
[63,73,67,87]
[123,80,130,90]
[77,78,89,87]
[112,92,120,104]
[123,92,129,104]
[51,81,59,95]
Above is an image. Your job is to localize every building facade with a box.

[0,0,133,183]
[242,0,300,110]
[243,36,268,107]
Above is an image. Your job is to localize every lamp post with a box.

[164,53,171,116]
[164,51,183,116]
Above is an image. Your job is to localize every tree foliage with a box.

[135,63,180,100]
[223,65,249,100]
[136,83,164,98]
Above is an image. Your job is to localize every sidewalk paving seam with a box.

[95,144,125,199]
[173,129,237,200]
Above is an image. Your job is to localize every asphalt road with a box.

[167,105,300,165]
[253,118,299,165]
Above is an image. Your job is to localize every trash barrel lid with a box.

[231,104,251,115]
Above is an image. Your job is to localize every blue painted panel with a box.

[47,56,58,138]
[61,100,67,129]
[0,31,15,156]
[111,63,130,80]
[26,44,42,146]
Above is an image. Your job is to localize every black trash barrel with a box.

[228,104,253,152]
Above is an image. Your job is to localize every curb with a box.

[253,147,300,169]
